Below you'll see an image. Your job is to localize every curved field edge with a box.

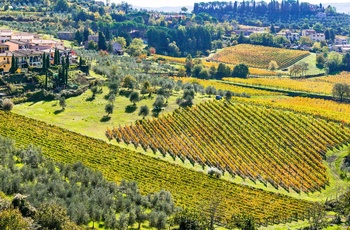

[0,111,313,225]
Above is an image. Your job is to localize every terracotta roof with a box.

[5,40,28,45]
[14,49,43,56]
[31,39,57,45]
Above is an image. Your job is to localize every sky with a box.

[112,0,350,8]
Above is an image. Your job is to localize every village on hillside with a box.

[0,29,71,73]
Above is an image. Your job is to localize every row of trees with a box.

[194,0,325,19]
[185,55,249,79]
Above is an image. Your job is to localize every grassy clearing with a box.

[285,53,325,76]
[13,87,208,140]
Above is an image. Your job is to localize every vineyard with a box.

[209,44,310,69]
[108,100,350,193]
[0,111,314,225]
[173,77,283,96]
[222,77,335,95]
[317,71,350,84]
[233,96,350,124]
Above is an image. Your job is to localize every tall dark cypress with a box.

[66,55,69,68]
[46,54,50,69]
[42,53,46,71]
[10,54,16,74]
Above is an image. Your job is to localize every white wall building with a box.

[302,29,325,42]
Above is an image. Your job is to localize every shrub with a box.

[1,99,14,112]
[208,167,222,178]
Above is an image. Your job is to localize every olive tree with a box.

[139,105,149,119]
[105,103,114,117]
[1,99,14,112]
[130,92,140,106]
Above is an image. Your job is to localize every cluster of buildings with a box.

[234,27,350,52]
[58,31,124,54]
[0,30,70,72]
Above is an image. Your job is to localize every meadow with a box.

[13,87,205,140]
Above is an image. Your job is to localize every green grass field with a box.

[13,87,208,140]
[286,53,325,76]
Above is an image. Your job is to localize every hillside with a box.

[0,110,315,225]
[109,100,350,193]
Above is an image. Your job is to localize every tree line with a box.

[193,0,324,21]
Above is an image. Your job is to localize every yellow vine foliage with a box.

[222,77,337,95]
[209,44,310,69]
[114,100,350,193]
[233,96,350,124]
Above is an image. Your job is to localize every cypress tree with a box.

[14,56,17,71]
[54,50,56,65]
[54,49,57,65]
[98,31,107,50]
[54,49,60,65]
[45,71,48,89]
[42,53,46,71]
[66,55,69,68]
[65,61,68,85]
[10,54,16,74]
[46,54,50,69]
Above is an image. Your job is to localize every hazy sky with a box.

[113,0,348,8]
